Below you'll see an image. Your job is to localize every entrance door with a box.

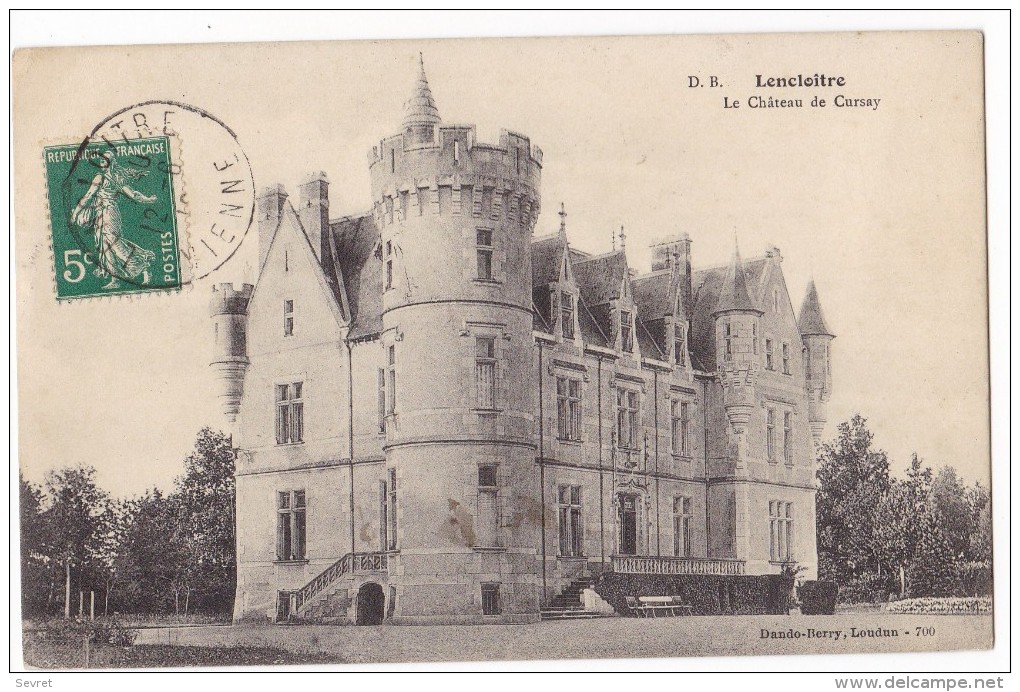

[619,495,638,555]
[356,582,385,625]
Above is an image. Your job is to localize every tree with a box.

[930,466,972,560]
[966,483,992,563]
[20,474,55,616]
[174,428,236,613]
[815,415,892,584]
[42,466,111,617]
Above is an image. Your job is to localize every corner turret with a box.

[798,279,835,446]
[210,282,254,426]
[714,243,763,458]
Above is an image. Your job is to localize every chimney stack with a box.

[257,185,288,276]
[298,172,329,261]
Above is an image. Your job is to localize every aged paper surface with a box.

[13,30,992,670]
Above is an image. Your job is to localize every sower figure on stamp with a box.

[71,150,156,289]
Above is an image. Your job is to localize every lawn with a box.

[23,637,344,669]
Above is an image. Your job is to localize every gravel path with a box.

[133,614,993,665]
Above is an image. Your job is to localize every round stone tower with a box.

[368,56,543,622]
[209,282,253,427]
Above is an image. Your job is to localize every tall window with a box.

[766,407,776,462]
[671,399,691,456]
[377,368,386,432]
[276,490,306,561]
[378,480,388,551]
[673,324,686,367]
[825,343,831,375]
[386,468,397,550]
[673,496,693,557]
[782,342,791,374]
[556,377,581,441]
[560,292,575,339]
[783,412,793,465]
[481,583,501,615]
[384,241,393,290]
[620,310,634,353]
[724,322,732,360]
[386,346,396,414]
[769,501,794,562]
[616,389,639,449]
[275,382,304,444]
[558,485,583,557]
[476,465,499,547]
[765,338,774,370]
[475,337,496,408]
[283,300,294,337]
[752,323,759,355]
[476,229,494,280]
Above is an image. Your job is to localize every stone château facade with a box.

[210,58,835,625]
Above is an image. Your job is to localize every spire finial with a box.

[619,225,626,250]
[611,227,616,251]
[558,202,567,239]
[402,53,442,130]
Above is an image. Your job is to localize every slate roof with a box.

[798,279,835,337]
[321,214,383,341]
[308,210,814,371]
[688,257,769,371]
[572,250,629,306]
[714,247,762,315]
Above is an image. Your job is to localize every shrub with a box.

[838,573,896,604]
[886,597,992,615]
[799,581,838,615]
[953,562,992,597]
[36,617,137,646]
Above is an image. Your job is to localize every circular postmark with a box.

[57,100,255,295]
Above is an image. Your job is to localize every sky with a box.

[14,27,992,498]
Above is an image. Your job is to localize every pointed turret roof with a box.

[798,279,834,337]
[402,53,442,129]
[713,243,761,315]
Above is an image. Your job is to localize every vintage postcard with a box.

[12,28,994,671]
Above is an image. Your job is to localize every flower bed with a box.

[886,597,992,615]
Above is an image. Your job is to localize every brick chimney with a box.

[257,184,288,276]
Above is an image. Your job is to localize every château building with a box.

[210,58,835,624]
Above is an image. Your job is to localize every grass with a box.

[23,637,345,669]
[24,613,232,630]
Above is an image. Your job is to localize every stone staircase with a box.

[280,551,389,623]
[540,576,616,620]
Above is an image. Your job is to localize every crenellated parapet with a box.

[368,127,542,233]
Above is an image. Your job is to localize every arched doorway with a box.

[356,582,385,625]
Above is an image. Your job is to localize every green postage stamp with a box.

[44,136,182,300]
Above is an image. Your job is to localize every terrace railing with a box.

[611,555,746,576]
[294,552,389,612]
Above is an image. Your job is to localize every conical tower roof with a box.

[402,54,442,129]
[798,279,834,337]
[713,243,761,315]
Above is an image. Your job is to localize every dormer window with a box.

[560,292,575,340]
[620,310,634,353]
[673,323,686,367]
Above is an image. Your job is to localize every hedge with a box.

[594,573,793,616]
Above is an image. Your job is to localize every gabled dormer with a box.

[611,264,640,360]
[549,204,581,344]
[667,289,690,370]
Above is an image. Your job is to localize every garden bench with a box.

[625,595,693,617]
